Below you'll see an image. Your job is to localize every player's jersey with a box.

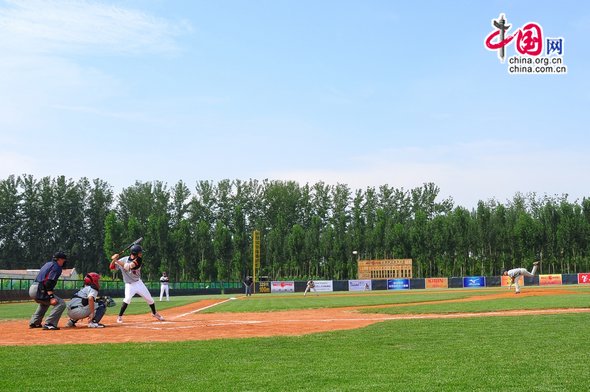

[70,285,98,307]
[35,260,63,287]
[116,256,142,283]
[160,276,169,285]
[507,268,526,278]
[74,285,99,300]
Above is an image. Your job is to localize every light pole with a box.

[352,251,360,279]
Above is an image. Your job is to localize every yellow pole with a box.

[253,230,260,294]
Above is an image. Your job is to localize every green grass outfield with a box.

[1,286,589,391]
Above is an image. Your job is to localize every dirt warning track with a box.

[1,290,588,346]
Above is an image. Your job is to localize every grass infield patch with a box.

[199,290,496,313]
[361,293,590,314]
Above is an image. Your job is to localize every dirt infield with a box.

[2,290,588,346]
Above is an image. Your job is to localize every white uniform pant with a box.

[160,284,169,301]
[513,265,538,293]
[124,280,155,305]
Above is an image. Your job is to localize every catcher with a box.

[65,272,114,328]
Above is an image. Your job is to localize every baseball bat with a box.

[118,237,143,254]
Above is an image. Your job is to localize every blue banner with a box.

[463,276,486,288]
[387,278,410,290]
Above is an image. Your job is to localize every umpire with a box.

[28,251,68,330]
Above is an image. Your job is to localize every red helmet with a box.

[84,272,101,290]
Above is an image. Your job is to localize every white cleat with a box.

[116,316,123,324]
[152,313,165,321]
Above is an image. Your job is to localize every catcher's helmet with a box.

[130,244,143,255]
[84,272,101,290]
[53,251,68,260]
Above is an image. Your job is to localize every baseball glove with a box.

[96,295,116,308]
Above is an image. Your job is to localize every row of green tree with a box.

[1,175,589,282]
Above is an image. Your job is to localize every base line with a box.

[173,299,233,319]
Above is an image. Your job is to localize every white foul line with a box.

[115,308,590,331]
[173,298,234,319]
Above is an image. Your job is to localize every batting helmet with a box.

[130,244,143,255]
[53,251,68,260]
[84,272,101,290]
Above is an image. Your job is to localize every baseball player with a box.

[159,271,170,301]
[503,261,540,294]
[243,276,253,296]
[28,251,68,330]
[65,272,107,328]
[110,244,164,323]
[304,279,316,296]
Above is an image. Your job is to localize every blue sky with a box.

[1,0,588,209]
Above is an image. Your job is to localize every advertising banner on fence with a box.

[387,279,410,290]
[539,274,562,286]
[501,275,524,287]
[313,280,334,292]
[425,278,448,289]
[578,273,590,284]
[349,280,371,291]
[271,281,295,293]
[258,281,270,293]
[463,276,485,288]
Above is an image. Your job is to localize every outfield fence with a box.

[1,273,587,302]
[0,278,244,302]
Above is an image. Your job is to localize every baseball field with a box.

[1,286,589,391]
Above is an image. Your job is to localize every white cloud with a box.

[0,150,36,178]
[264,141,589,209]
[0,53,121,132]
[0,0,190,55]
[0,0,191,132]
